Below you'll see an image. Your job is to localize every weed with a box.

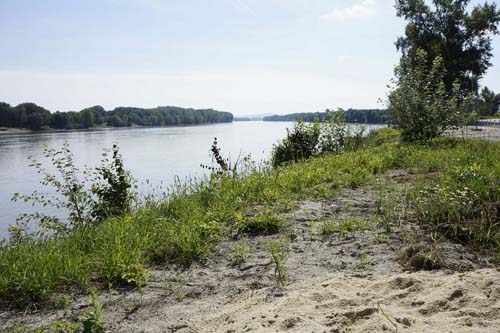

[352,253,369,270]
[267,238,289,287]
[176,291,186,302]
[227,238,250,266]
[240,207,284,235]
[286,227,298,242]
[79,291,106,333]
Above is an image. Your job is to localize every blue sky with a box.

[1,0,499,115]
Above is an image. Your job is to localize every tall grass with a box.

[1,133,499,309]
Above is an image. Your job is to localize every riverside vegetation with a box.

[0,122,499,331]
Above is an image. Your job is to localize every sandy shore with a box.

[2,169,499,332]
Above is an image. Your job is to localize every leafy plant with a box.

[271,119,320,167]
[11,142,135,237]
[79,291,106,333]
[91,144,135,221]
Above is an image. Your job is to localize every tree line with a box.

[263,109,389,124]
[0,102,233,130]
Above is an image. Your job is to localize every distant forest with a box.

[263,109,389,124]
[0,102,233,130]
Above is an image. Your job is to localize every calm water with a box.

[0,122,384,238]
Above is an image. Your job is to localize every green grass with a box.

[1,133,499,309]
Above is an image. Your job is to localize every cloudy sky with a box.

[1,0,499,115]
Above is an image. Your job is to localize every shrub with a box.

[271,120,320,167]
[11,143,135,237]
[388,49,471,142]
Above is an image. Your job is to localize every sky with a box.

[0,0,499,116]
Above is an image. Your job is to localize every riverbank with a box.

[0,127,32,134]
[1,131,499,332]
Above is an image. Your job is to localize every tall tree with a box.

[477,87,500,116]
[395,0,500,94]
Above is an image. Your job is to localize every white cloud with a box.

[320,0,376,21]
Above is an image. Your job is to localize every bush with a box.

[388,49,471,142]
[11,143,135,237]
[271,120,320,167]
[271,112,365,167]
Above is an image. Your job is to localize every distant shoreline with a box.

[0,127,32,134]
[0,122,237,135]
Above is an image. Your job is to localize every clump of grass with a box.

[227,238,250,266]
[267,238,289,287]
[320,217,370,238]
[240,207,285,235]
[352,253,370,270]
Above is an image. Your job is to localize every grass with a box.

[320,217,370,238]
[1,133,499,310]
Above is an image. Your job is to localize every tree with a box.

[395,0,500,94]
[477,87,500,116]
[81,109,96,128]
[0,102,11,126]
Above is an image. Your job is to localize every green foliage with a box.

[366,128,401,146]
[320,218,370,238]
[271,113,365,167]
[0,103,233,130]
[92,144,134,220]
[271,119,320,167]
[240,207,285,235]
[79,292,106,333]
[227,238,250,266]
[395,0,500,94]
[388,49,471,141]
[267,238,289,287]
[264,109,388,124]
[477,87,500,116]
[11,143,135,237]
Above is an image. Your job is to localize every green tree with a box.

[81,109,96,128]
[477,87,500,116]
[395,0,500,94]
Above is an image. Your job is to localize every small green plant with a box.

[352,253,369,270]
[120,263,149,294]
[228,238,250,266]
[307,219,317,240]
[320,219,336,235]
[286,227,298,242]
[267,238,289,287]
[176,291,186,302]
[79,291,106,333]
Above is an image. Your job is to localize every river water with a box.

[0,121,384,238]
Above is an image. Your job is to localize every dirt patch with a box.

[445,126,500,141]
[1,170,499,332]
